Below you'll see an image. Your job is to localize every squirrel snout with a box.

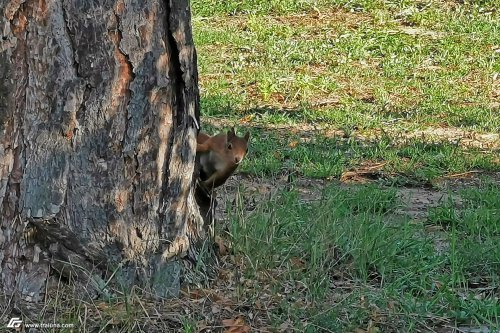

[234,156,241,164]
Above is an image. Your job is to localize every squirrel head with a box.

[225,127,250,165]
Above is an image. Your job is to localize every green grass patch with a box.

[192,1,500,331]
[227,182,500,331]
[193,1,500,132]
[202,123,499,184]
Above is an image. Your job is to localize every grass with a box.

[202,122,498,186]
[193,0,500,131]
[192,0,500,183]
[5,1,498,333]
[191,0,500,332]
[226,182,500,332]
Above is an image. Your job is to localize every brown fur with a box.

[197,127,250,190]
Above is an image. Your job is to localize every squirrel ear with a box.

[244,132,250,141]
[227,127,236,140]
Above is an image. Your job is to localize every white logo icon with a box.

[6,317,22,328]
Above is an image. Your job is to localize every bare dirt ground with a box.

[218,171,500,223]
[3,175,496,332]
[204,118,500,151]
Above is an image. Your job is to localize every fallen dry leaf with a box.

[96,302,109,310]
[212,293,232,305]
[218,268,235,281]
[185,288,208,300]
[340,162,387,182]
[290,257,306,270]
[215,236,230,256]
[222,317,251,333]
[240,114,255,124]
[433,280,443,290]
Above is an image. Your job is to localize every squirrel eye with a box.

[227,143,232,150]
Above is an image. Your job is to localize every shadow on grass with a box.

[199,98,499,186]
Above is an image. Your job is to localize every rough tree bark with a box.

[0,0,211,303]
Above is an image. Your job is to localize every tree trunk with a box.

[0,0,209,303]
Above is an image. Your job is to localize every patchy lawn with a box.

[3,1,498,332]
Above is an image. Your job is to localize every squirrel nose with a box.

[234,156,241,163]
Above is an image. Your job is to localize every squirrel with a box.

[196,127,250,190]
